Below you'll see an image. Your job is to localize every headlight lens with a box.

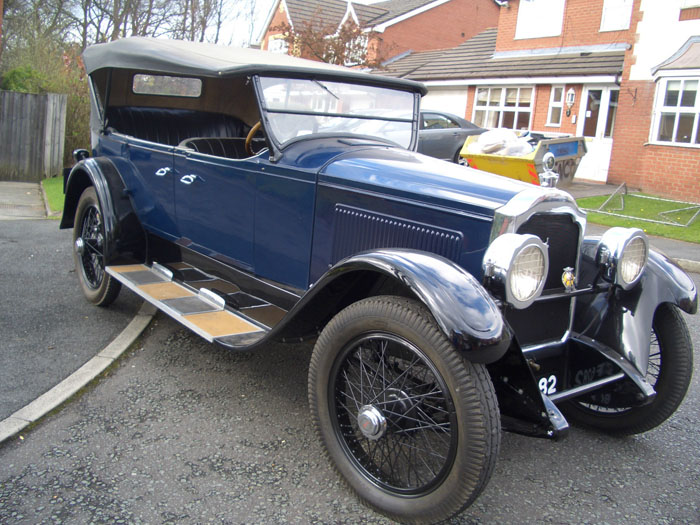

[511,244,547,302]
[483,233,549,309]
[619,236,647,285]
[597,227,648,289]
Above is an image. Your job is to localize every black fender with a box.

[574,237,697,375]
[60,157,146,265]
[278,248,511,363]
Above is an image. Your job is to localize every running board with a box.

[106,263,267,346]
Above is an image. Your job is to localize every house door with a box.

[575,86,619,182]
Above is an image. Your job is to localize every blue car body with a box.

[60,37,696,523]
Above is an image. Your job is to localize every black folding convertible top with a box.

[83,37,427,95]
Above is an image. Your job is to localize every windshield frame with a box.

[253,74,422,157]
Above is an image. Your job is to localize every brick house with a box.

[258,0,499,64]
[379,0,700,202]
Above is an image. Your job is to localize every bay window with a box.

[652,78,700,146]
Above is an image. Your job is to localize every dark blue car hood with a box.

[319,145,530,220]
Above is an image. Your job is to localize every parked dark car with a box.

[61,38,697,524]
[418,110,485,163]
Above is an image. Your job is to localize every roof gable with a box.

[277,0,445,32]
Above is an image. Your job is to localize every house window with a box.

[600,0,633,32]
[653,78,700,146]
[515,0,565,40]
[268,35,289,54]
[473,87,533,130]
[547,85,564,126]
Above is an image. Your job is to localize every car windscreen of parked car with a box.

[258,77,416,148]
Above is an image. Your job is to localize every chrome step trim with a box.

[106,263,266,344]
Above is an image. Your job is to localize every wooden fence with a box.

[0,90,67,182]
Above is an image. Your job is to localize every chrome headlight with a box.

[483,233,549,309]
[596,227,648,290]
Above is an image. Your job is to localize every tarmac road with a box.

[0,219,142,420]
[0,274,698,523]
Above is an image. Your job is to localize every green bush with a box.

[1,45,91,168]
[0,65,46,93]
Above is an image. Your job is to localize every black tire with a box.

[73,187,121,306]
[308,296,500,524]
[563,304,693,435]
[454,149,468,166]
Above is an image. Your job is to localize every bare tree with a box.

[271,17,389,67]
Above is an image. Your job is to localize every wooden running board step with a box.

[106,263,268,346]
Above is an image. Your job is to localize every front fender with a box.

[60,157,146,265]
[281,249,511,363]
[575,237,697,375]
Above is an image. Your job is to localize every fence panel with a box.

[0,90,67,182]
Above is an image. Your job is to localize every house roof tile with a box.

[378,28,626,81]
[368,0,445,26]
[283,0,438,30]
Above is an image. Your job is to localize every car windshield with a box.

[258,77,417,149]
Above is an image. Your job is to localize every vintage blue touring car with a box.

[61,38,697,523]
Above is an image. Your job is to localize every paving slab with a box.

[0,182,46,219]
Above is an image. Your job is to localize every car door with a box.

[173,149,256,271]
[418,112,462,161]
[100,133,178,240]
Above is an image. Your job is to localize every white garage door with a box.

[421,89,469,119]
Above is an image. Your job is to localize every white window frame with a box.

[515,0,565,40]
[267,35,289,54]
[472,86,534,130]
[546,85,565,127]
[600,0,633,32]
[650,76,700,148]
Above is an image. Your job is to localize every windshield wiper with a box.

[314,80,339,100]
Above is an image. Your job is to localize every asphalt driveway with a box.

[0,219,141,420]
[0,295,698,523]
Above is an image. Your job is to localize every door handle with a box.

[180,174,204,185]
[155,167,171,177]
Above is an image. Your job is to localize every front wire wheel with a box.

[73,187,121,306]
[563,304,693,435]
[308,296,500,524]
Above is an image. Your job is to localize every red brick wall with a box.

[379,0,499,58]
[495,0,635,52]
[607,1,700,203]
[261,0,290,52]
[608,80,700,203]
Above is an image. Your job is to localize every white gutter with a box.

[423,75,619,87]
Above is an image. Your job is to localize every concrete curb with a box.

[0,302,156,445]
[677,258,700,275]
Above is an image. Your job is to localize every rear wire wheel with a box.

[308,296,500,523]
[73,187,121,306]
[563,304,693,435]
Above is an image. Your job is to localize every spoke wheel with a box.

[563,304,693,435]
[73,187,121,306]
[309,296,500,523]
[331,333,457,495]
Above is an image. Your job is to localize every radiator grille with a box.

[332,205,463,264]
[507,213,581,345]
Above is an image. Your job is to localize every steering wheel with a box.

[245,121,263,157]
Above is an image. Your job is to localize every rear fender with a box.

[282,248,511,363]
[574,237,697,375]
[61,157,146,265]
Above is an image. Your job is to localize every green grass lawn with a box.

[41,176,64,217]
[577,193,700,244]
